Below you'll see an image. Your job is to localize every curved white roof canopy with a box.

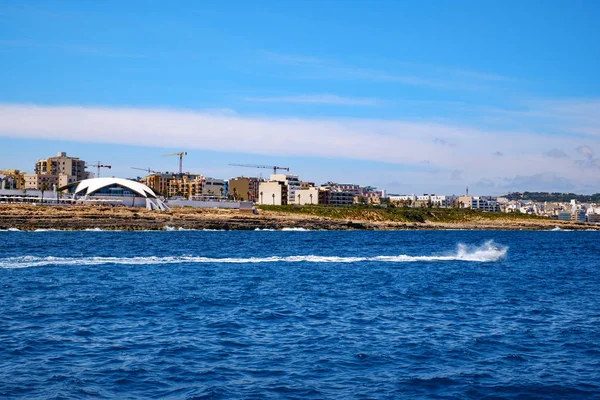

[66,178,158,198]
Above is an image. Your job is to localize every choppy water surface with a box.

[1,230,599,399]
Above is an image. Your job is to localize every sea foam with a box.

[0,241,506,269]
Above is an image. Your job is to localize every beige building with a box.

[141,174,171,197]
[167,174,204,198]
[258,181,288,205]
[229,177,261,201]
[458,195,474,208]
[24,173,59,190]
[202,178,226,198]
[35,152,87,181]
[295,187,327,205]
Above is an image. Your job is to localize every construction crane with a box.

[164,152,187,174]
[87,161,112,178]
[229,164,290,175]
[131,167,160,175]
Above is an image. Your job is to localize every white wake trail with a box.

[0,241,507,269]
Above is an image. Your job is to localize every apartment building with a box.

[572,209,587,222]
[258,181,288,205]
[35,152,87,181]
[294,187,328,205]
[270,174,301,203]
[471,196,500,212]
[141,174,171,197]
[229,177,261,201]
[328,190,355,206]
[388,194,417,206]
[202,178,227,197]
[323,182,362,195]
[24,173,59,190]
[167,174,204,198]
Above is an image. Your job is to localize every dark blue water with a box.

[1,230,599,399]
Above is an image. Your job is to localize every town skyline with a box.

[1,1,600,195]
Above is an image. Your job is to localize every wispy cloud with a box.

[244,94,379,106]
[1,103,600,193]
[262,51,512,91]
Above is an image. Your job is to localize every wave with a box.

[0,242,506,269]
[255,228,310,231]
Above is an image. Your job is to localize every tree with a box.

[40,183,48,204]
[219,187,224,198]
[309,193,313,204]
[260,191,263,204]
[272,193,275,205]
[297,193,301,205]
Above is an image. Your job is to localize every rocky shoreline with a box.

[0,205,598,231]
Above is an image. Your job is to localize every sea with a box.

[1,229,599,399]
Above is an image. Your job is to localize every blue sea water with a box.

[0,230,599,399]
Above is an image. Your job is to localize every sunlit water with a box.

[1,230,599,398]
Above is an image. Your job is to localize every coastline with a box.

[1,205,598,231]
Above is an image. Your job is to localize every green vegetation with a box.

[504,192,600,202]
[258,204,543,223]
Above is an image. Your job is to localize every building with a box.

[557,211,571,221]
[0,169,25,190]
[321,182,360,206]
[458,195,473,208]
[388,194,417,206]
[328,190,355,206]
[35,152,87,181]
[24,173,59,190]
[270,174,301,203]
[322,182,362,196]
[587,213,600,223]
[572,209,586,222]
[202,177,227,198]
[258,181,288,205]
[295,187,325,205]
[140,173,171,197]
[229,177,261,202]
[60,177,169,210]
[167,174,204,198]
[431,195,458,208]
[471,197,500,212]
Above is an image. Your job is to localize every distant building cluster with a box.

[498,197,600,223]
[1,152,88,191]
[2,151,600,223]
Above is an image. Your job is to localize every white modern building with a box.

[60,177,169,210]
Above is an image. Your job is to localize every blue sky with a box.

[1,0,600,194]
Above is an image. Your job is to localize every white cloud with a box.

[577,145,594,159]
[1,103,600,192]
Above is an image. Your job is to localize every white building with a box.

[258,181,288,205]
[295,187,321,205]
[60,177,169,210]
[269,174,301,204]
[388,194,417,204]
